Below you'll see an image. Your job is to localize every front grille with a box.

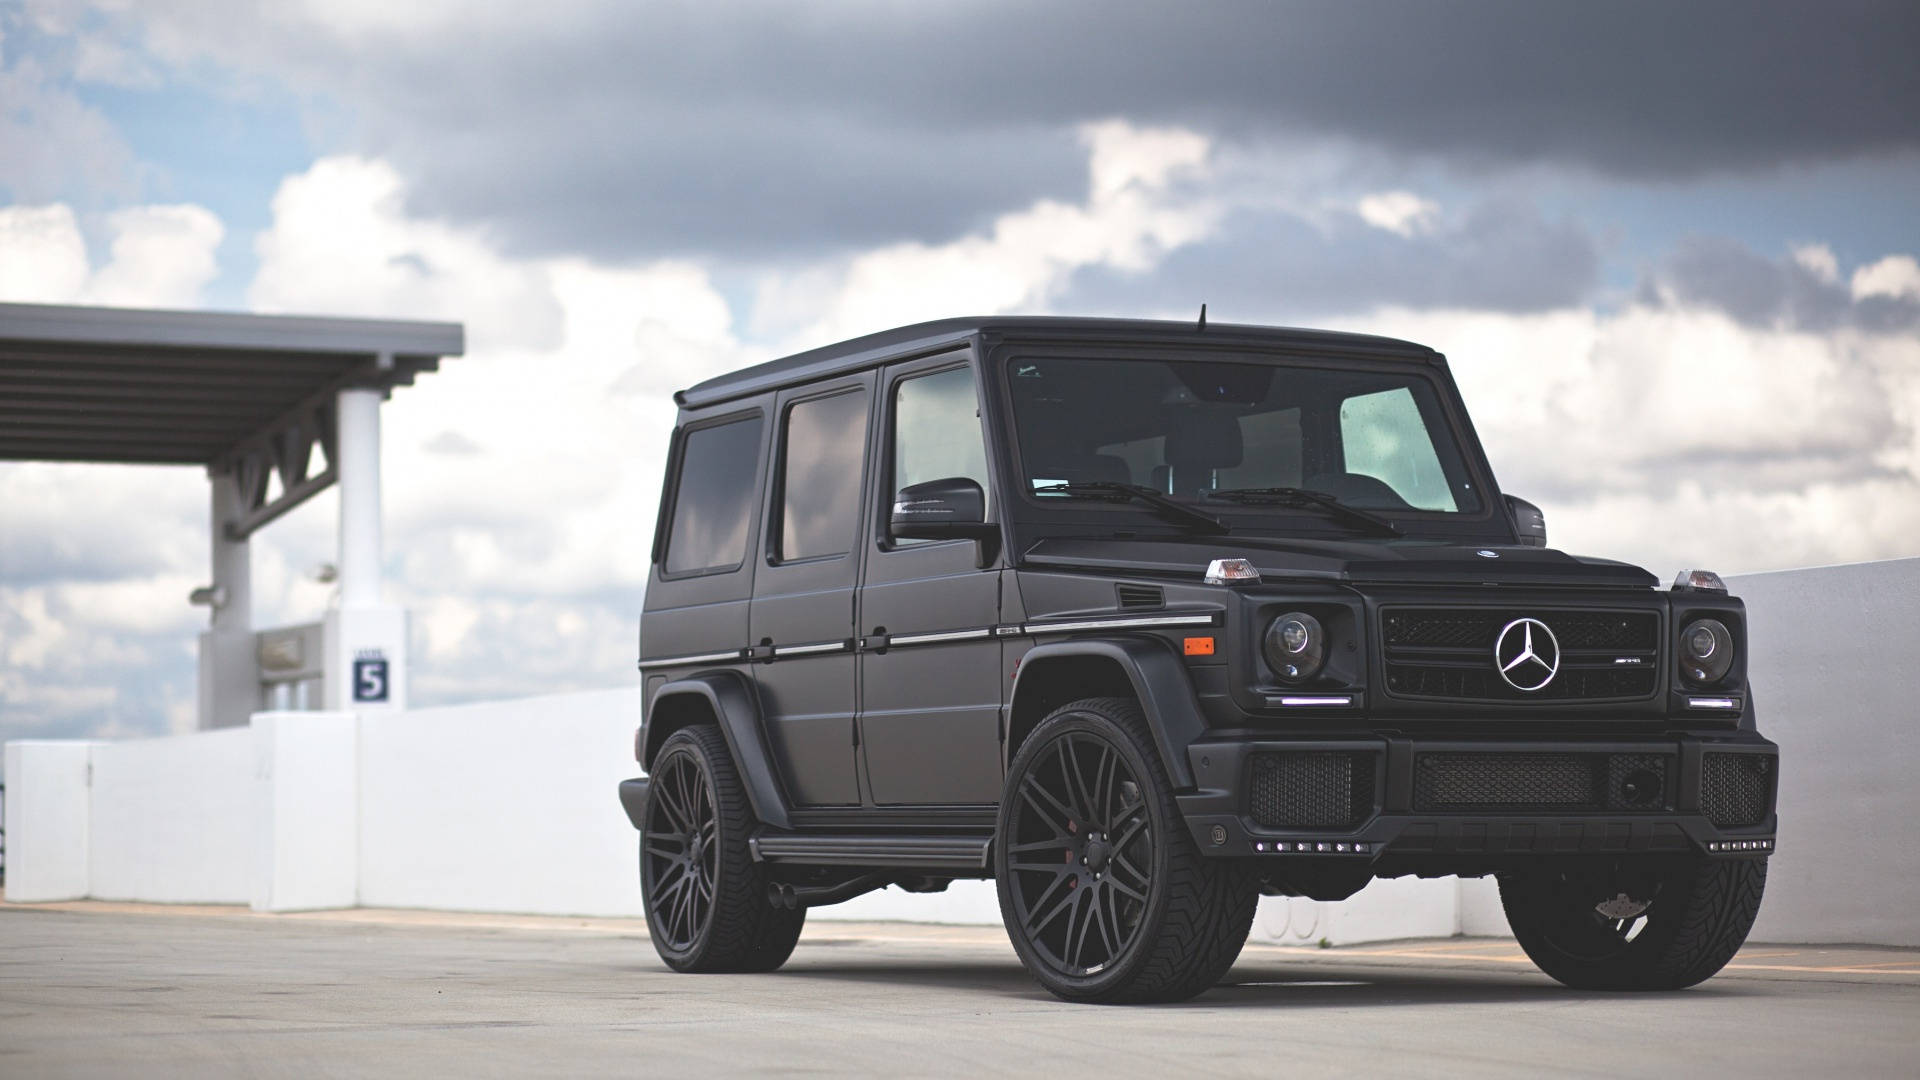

[1701,753,1772,827]
[1412,751,1673,812]
[1248,752,1375,829]
[1382,607,1661,703]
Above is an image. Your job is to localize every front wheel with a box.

[1499,856,1766,990]
[995,697,1257,1004]
[641,725,805,972]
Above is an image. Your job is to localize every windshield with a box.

[1006,355,1483,522]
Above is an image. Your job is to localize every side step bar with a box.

[750,833,992,872]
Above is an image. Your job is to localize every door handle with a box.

[858,629,890,652]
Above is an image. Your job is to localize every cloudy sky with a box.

[2,0,1917,741]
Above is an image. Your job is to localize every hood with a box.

[1021,534,1657,589]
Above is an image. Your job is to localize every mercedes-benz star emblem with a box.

[1495,617,1560,692]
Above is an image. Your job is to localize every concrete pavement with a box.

[2,899,1915,1077]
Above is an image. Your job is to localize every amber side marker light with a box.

[1184,637,1215,657]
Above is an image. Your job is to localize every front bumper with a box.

[1177,733,1778,869]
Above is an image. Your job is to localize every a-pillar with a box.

[322,385,408,713]
[198,468,259,729]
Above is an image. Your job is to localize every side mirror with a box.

[891,477,997,541]
[1505,495,1548,548]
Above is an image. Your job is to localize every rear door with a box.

[856,351,1005,806]
[748,374,873,807]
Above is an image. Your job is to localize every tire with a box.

[641,725,805,973]
[995,697,1257,1004]
[1499,856,1767,991]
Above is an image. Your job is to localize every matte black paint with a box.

[623,316,1776,891]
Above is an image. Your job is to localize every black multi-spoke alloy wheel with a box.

[1499,856,1766,990]
[641,725,805,973]
[996,697,1256,1003]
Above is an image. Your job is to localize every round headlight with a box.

[1679,618,1735,685]
[1263,611,1326,683]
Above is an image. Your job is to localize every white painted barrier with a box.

[4,558,1915,946]
[357,688,643,916]
[3,741,97,902]
[89,727,253,904]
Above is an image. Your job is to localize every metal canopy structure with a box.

[0,301,465,728]
[0,301,462,538]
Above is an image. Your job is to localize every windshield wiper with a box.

[1032,481,1230,535]
[1203,486,1403,537]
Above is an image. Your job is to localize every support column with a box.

[336,387,383,609]
[198,470,259,729]
[323,386,408,713]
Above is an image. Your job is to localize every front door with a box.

[749,374,873,807]
[856,352,1005,806]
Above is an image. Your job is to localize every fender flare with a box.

[1010,636,1206,790]
[643,670,791,830]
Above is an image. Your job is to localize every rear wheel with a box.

[1499,856,1766,990]
[641,725,805,972]
[995,697,1256,1004]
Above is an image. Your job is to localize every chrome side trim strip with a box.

[637,649,744,670]
[1269,695,1356,708]
[1022,613,1217,634]
[770,640,849,657]
[887,628,994,647]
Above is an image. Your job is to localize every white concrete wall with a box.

[3,741,98,902]
[3,557,1912,947]
[253,711,359,912]
[88,727,254,904]
[356,687,643,916]
[1728,557,1920,945]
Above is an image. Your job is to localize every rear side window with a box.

[663,414,764,574]
[779,389,869,561]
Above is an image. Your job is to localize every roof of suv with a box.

[677,315,1440,408]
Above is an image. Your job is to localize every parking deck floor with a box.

[3,898,1915,1077]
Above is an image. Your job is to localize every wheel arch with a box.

[1008,637,1206,790]
[643,671,791,830]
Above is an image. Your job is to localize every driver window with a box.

[892,365,991,543]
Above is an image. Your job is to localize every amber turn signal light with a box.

[1183,637,1215,656]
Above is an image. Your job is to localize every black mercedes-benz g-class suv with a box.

[618,317,1775,1003]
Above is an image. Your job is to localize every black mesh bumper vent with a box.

[1701,753,1772,827]
[1412,752,1672,813]
[1248,752,1376,829]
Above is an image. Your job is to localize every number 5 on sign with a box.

[353,658,389,703]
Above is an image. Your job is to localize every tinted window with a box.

[664,414,763,574]
[1008,356,1480,515]
[892,366,990,539]
[780,389,869,561]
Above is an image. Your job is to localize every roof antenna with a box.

[1197,303,1207,332]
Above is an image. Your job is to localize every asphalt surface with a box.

[3,901,1916,1077]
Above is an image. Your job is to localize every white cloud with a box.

[248,156,563,351]
[751,120,1220,349]
[87,204,224,307]
[0,41,136,202]
[1356,190,1440,238]
[1791,243,1839,284]
[1850,254,1920,303]
[0,200,224,306]
[1341,301,1920,579]
[0,203,89,300]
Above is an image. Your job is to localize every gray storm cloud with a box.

[36,0,1920,258]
